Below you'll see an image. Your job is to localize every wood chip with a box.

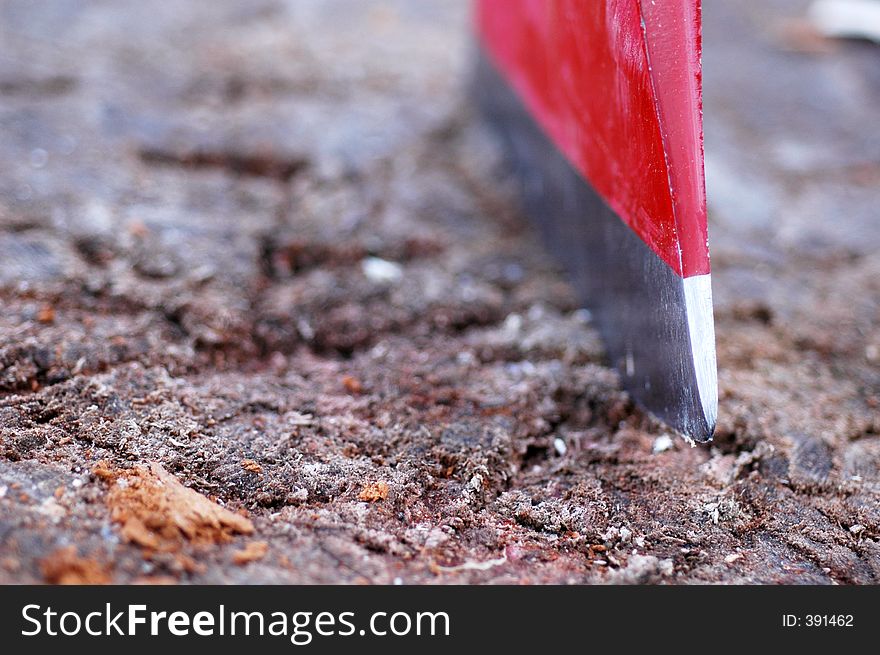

[95,461,254,552]
[241,459,263,473]
[36,304,55,324]
[120,515,161,550]
[131,575,179,585]
[40,545,112,585]
[233,541,269,565]
[357,481,389,502]
[341,375,362,394]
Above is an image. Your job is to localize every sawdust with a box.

[341,375,363,394]
[241,459,263,474]
[39,546,112,585]
[132,575,179,585]
[94,462,254,552]
[233,541,269,565]
[357,482,390,502]
[36,305,55,325]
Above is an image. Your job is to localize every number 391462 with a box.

[783,614,854,627]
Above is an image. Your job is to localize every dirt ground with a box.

[1,0,878,584]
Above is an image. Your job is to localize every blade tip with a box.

[683,274,718,442]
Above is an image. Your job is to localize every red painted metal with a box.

[476,0,708,278]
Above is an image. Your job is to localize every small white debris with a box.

[362,256,402,283]
[424,527,449,549]
[809,0,880,43]
[724,553,743,564]
[633,536,646,548]
[469,473,484,491]
[502,312,523,337]
[296,319,315,341]
[553,437,567,456]
[118,419,142,444]
[302,462,325,477]
[393,577,404,585]
[189,264,215,283]
[572,308,592,323]
[849,524,866,535]
[704,502,721,525]
[527,304,545,321]
[619,526,633,544]
[37,497,66,521]
[653,434,674,453]
[605,554,672,583]
[433,553,508,573]
[0,485,7,498]
[289,488,309,503]
[507,360,536,377]
[288,412,316,427]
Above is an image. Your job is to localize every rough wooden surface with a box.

[1,0,878,584]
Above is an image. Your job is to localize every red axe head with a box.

[475,0,716,440]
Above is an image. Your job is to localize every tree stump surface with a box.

[0,0,878,584]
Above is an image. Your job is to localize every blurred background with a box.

[1,0,877,340]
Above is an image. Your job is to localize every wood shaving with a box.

[233,541,269,565]
[241,459,263,474]
[94,461,254,552]
[40,546,112,585]
[357,481,389,502]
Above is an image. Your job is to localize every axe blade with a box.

[474,0,717,441]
